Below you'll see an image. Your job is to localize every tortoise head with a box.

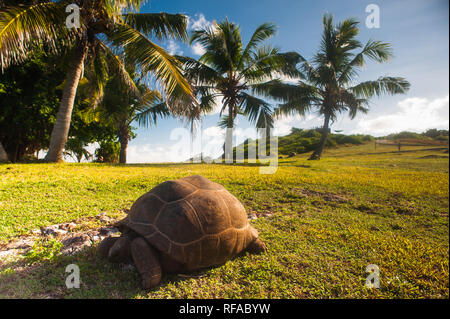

[98,232,137,264]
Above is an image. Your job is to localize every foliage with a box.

[233,128,374,157]
[89,69,171,163]
[95,140,120,163]
[0,0,191,98]
[178,19,296,133]
[24,238,62,264]
[423,129,449,139]
[64,137,92,163]
[0,47,63,161]
[0,46,119,162]
[0,0,195,161]
[255,14,410,159]
[385,130,449,142]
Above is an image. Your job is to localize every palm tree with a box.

[0,0,192,162]
[91,73,171,164]
[254,14,410,160]
[177,19,297,161]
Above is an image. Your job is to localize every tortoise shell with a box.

[120,175,258,270]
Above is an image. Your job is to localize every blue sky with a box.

[122,0,449,163]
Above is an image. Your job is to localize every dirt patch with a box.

[0,214,121,263]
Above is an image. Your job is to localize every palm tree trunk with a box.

[119,138,128,164]
[224,105,234,163]
[118,123,130,164]
[309,113,331,160]
[45,41,88,162]
[0,141,8,162]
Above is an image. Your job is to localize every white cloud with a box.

[355,95,449,136]
[203,125,225,138]
[191,42,206,56]
[278,74,300,85]
[127,144,177,163]
[273,114,320,136]
[187,13,214,56]
[127,126,226,163]
[188,13,212,31]
[166,39,183,56]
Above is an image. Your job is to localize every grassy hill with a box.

[232,128,374,158]
[0,143,448,298]
[231,128,449,159]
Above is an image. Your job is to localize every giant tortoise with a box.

[98,175,266,289]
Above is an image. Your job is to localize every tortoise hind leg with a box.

[131,237,162,289]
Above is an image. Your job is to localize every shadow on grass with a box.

[0,245,214,299]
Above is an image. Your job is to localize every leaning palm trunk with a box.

[0,141,8,162]
[45,41,88,162]
[309,113,331,160]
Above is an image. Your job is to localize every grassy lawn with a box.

[0,143,448,298]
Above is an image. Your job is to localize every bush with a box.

[95,141,120,163]
[250,128,376,156]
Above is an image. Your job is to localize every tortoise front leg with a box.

[131,237,162,289]
[97,237,119,259]
[245,238,267,254]
[108,234,134,263]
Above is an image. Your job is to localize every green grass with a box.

[0,143,448,298]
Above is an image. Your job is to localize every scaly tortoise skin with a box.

[98,175,266,289]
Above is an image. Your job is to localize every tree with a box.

[92,73,171,164]
[178,19,297,161]
[0,45,119,162]
[0,47,65,161]
[254,14,410,160]
[0,0,192,162]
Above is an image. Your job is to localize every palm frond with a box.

[240,22,277,66]
[176,55,222,85]
[107,23,192,97]
[84,42,109,108]
[274,100,313,118]
[338,88,370,119]
[135,90,172,127]
[103,0,147,15]
[240,93,274,129]
[350,76,410,99]
[193,19,242,73]
[241,45,283,83]
[0,1,76,70]
[252,79,321,104]
[124,12,188,41]
[96,39,140,97]
[338,39,393,84]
